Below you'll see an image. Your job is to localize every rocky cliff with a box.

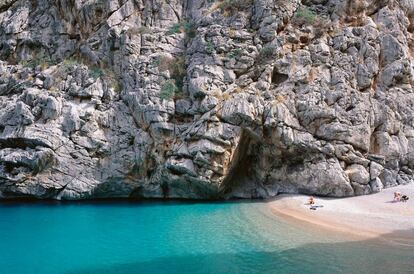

[0,0,414,199]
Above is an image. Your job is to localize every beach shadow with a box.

[384,200,410,203]
[63,229,414,274]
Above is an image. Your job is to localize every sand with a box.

[268,184,414,243]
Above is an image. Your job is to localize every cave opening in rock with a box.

[220,129,263,198]
[271,68,288,85]
[4,163,15,174]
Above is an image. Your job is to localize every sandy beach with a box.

[269,184,414,243]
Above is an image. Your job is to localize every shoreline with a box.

[268,184,414,245]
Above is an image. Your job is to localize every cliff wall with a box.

[0,0,414,199]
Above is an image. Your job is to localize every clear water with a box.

[0,200,412,274]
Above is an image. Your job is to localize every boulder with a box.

[370,178,384,193]
[345,164,370,185]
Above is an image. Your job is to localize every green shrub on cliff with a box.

[21,54,53,70]
[293,7,317,26]
[205,42,215,54]
[157,55,186,92]
[227,48,242,59]
[62,58,80,72]
[167,23,182,35]
[89,66,104,80]
[292,7,331,38]
[167,21,196,38]
[160,79,178,100]
[214,0,253,16]
[259,45,277,60]
[137,26,151,34]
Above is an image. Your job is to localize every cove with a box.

[0,200,412,274]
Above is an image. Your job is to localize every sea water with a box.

[0,200,412,274]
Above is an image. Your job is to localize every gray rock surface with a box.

[0,0,414,199]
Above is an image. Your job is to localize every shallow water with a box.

[0,200,412,274]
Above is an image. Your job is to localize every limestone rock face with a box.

[0,0,414,199]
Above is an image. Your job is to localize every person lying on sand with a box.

[307,197,325,210]
[394,192,401,202]
[308,196,315,205]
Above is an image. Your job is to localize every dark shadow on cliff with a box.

[221,128,267,198]
[63,229,414,274]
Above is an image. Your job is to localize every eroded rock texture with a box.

[0,0,414,199]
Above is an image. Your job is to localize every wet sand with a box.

[268,184,414,244]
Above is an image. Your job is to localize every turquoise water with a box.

[0,201,412,274]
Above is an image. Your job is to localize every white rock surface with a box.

[0,0,413,199]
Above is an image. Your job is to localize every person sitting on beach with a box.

[394,192,401,202]
[401,195,409,202]
[308,196,315,205]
